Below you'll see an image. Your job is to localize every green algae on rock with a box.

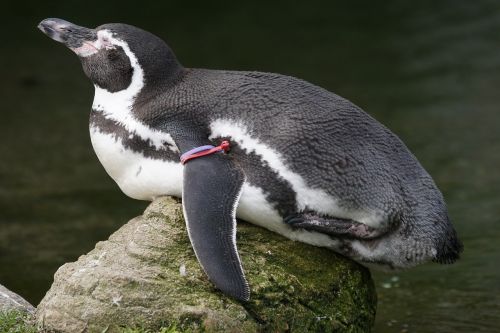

[36,197,376,332]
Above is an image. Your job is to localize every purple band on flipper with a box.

[180,145,215,161]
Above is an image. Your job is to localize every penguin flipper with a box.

[182,152,249,301]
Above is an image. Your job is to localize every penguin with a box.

[38,18,463,301]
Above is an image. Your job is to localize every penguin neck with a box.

[136,59,187,105]
[145,57,185,87]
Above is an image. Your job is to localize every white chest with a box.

[89,127,183,200]
[90,82,181,201]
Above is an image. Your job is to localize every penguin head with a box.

[38,18,182,93]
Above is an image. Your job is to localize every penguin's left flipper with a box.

[181,148,250,302]
[285,212,384,239]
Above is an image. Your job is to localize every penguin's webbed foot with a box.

[284,212,383,239]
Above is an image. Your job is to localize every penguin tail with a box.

[432,219,464,264]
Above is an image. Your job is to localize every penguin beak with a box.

[38,18,98,55]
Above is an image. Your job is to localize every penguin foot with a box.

[284,212,383,239]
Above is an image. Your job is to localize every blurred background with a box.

[1,0,499,332]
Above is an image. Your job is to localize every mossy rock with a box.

[36,197,376,332]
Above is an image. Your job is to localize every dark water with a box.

[1,1,499,332]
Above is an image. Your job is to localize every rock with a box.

[36,197,376,332]
[0,283,35,314]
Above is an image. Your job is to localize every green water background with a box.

[1,1,499,332]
